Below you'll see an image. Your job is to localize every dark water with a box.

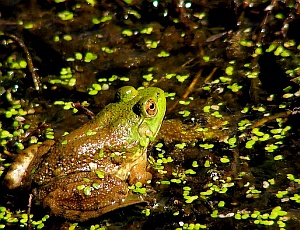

[1,0,300,229]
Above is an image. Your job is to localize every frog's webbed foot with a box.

[38,172,144,222]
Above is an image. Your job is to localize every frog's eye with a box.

[145,99,157,116]
[134,97,158,117]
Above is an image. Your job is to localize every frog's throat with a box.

[138,122,161,140]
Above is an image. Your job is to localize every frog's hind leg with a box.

[39,172,144,221]
[4,140,55,189]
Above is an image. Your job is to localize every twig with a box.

[167,68,203,113]
[1,33,41,91]
[250,110,292,129]
[27,193,33,230]
[204,67,217,83]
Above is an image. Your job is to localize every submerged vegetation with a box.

[1,0,300,229]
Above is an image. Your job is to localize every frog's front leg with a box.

[128,151,152,185]
[4,140,55,189]
[35,171,144,222]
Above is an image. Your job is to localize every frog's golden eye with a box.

[145,99,157,116]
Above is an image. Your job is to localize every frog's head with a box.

[116,86,166,147]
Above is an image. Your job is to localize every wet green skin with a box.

[4,86,166,221]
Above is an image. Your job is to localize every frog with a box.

[4,86,166,222]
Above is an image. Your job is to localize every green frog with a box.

[4,86,166,221]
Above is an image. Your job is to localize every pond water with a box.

[1,0,300,229]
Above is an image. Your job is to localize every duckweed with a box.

[199,143,214,149]
[101,47,116,54]
[192,161,199,167]
[84,52,98,62]
[86,130,97,136]
[143,73,153,81]
[77,185,85,190]
[84,186,92,196]
[265,144,278,152]
[92,15,112,24]
[95,171,104,179]
[218,201,225,207]
[203,56,210,62]
[57,10,73,20]
[128,182,147,194]
[50,67,76,87]
[204,160,211,168]
[274,155,283,160]
[176,74,189,83]
[175,143,186,149]
[140,27,153,34]
[45,128,55,140]
[142,208,151,216]
[227,83,242,92]
[225,66,234,75]
[185,169,196,175]
[220,157,230,163]
[122,29,133,36]
[184,195,198,203]
[92,183,101,189]
[86,0,96,7]
[63,34,72,41]
[157,50,170,57]
[203,105,210,113]
[179,100,190,105]
[145,40,159,48]
[61,140,68,145]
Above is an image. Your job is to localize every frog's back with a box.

[32,102,140,185]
